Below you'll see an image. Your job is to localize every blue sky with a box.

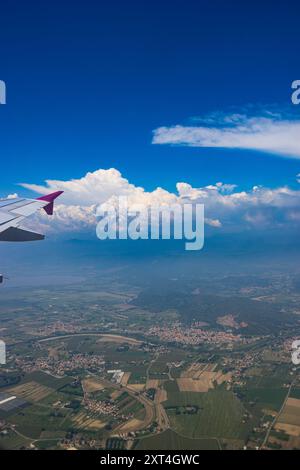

[1,0,300,198]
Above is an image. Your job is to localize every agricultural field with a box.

[82,377,105,393]
[1,273,300,450]
[126,365,148,384]
[164,390,249,442]
[0,430,32,450]
[72,411,106,431]
[136,429,220,450]
[21,371,73,390]
[8,402,73,439]
[240,387,287,412]
[145,379,160,389]
[179,362,232,392]
[0,372,77,445]
[275,397,300,436]
[7,382,53,403]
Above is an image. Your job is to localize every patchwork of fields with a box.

[164,390,248,441]
[136,429,220,450]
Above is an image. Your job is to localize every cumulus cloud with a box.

[20,169,142,206]
[18,168,300,235]
[18,169,179,235]
[153,113,300,159]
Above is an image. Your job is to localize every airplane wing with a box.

[0,191,63,241]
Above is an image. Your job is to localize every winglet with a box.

[37,191,64,215]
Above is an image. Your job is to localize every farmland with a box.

[164,390,249,441]
[136,429,220,450]
[1,271,300,450]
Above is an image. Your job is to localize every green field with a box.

[2,372,78,441]
[8,402,73,439]
[34,439,61,450]
[240,387,287,412]
[21,371,73,390]
[164,380,180,393]
[0,430,31,450]
[136,429,220,450]
[290,388,300,400]
[148,360,169,380]
[126,365,148,384]
[164,390,249,440]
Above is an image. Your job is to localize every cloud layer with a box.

[153,113,300,159]
[17,168,300,236]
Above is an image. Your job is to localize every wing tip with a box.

[37,191,64,203]
[37,191,64,215]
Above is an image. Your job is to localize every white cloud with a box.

[205,218,222,228]
[153,114,300,159]
[20,168,142,206]
[19,168,300,235]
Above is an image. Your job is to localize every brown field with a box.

[116,418,144,433]
[96,334,141,345]
[181,362,220,378]
[275,423,300,437]
[287,436,300,448]
[72,411,87,427]
[212,371,232,385]
[180,363,208,378]
[177,378,209,392]
[177,369,231,392]
[155,388,167,404]
[121,372,131,386]
[270,434,300,450]
[275,397,300,436]
[126,383,145,392]
[146,379,160,389]
[72,411,106,430]
[85,419,106,430]
[82,377,105,393]
[284,397,300,408]
[8,381,53,402]
[111,390,123,400]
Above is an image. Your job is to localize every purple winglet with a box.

[37,191,64,215]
